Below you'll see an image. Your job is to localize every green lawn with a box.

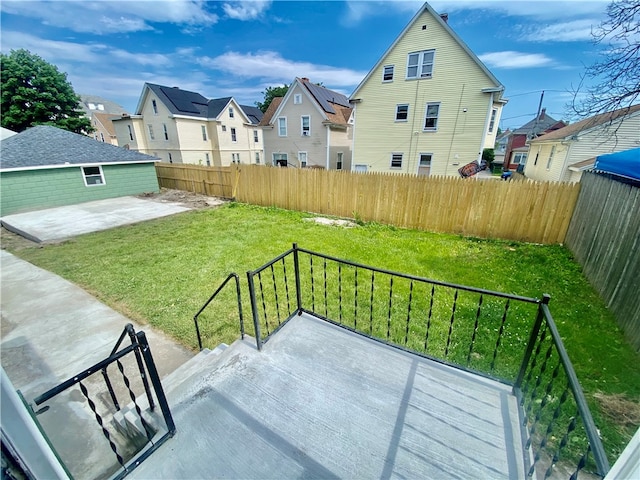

[6,202,639,464]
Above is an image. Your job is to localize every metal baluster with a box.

[270,264,281,325]
[339,264,343,324]
[310,256,315,311]
[387,276,394,340]
[354,266,358,330]
[369,271,375,335]
[525,342,555,423]
[324,259,328,318]
[258,271,270,335]
[424,285,435,352]
[444,289,459,358]
[522,326,549,407]
[569,444,592,480]
[490,298,510,372]
[282,258,291,315]
[116,359,154,444]
[78,380,125,470]
[526,358,562,449]
[404,280,414,346]
[467,294,483,366]
[541,413,579,478]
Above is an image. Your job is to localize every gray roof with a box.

[0,125,158,170]
[78,95,128,117]
[513,110,563,135]
[144,84,263,124]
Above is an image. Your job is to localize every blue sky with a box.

[0,0,612,130]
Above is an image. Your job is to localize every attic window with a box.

[422,25,427,30]
[229,107,234,118]
[152,99,158,115]
[407,50,435,79]
[383,65,394,82]
[82,166,105,186]
[294,94,302,104]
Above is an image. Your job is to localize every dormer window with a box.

[407,50,435,79]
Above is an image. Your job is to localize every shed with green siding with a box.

[0,125,160,216]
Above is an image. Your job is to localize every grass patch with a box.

[5,202,639,464]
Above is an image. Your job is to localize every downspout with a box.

[479,92,495,163]
[326,124,331,170]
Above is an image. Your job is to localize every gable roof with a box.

[78,95,128,116]
[300,78,350,114]
[140,83,263,124]
[513,109,565,136]
[350,2,503,99]
[530,104,640,143]
[0,125,158,170]
[92,112,120,137]
[258,97,283,126]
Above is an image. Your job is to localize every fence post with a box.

[514,294,550,390]
[293,243,302,314]
[247,271,263,350]
[126,325,155,412]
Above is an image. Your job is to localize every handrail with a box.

[194,273,244,351]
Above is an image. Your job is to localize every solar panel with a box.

[160,87,205,114]
[304,82,350,114]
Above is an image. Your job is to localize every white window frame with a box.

[152,99,158,115]
[229,107,234,118]
[406,49,435,79]
[231,127,237,142]
[301,116,310,136]
[147,124,155,140]
[513,152,527,165]
[423,102,440,131]
[298,151,308,168]
[294,94,302,104]
[201,125,207,141]
[255,152,261,164]
[395,104,409,122]
[546,146,555,170]
[419,153,432,167]
[278,117,287,137]
[232,153,240,164]
[273,152,288,166]
[337,152,343,170]
[488,108,497,133]
[82,166,105,186]
[253,130,259,143]
[383,65,394,82]
[390,153,403,169]
[222,125,227,132]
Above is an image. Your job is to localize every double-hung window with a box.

[152,99,158,115]
[407,50,435,79]
[489,109,497,133]
[148,124,155,140]
[229,107,234,118]
[424,103,440,131]
[390,153,403,169]
[255,152,261,164]
[301,116,310,136]
[253,130,259,143]
[383,65,394,82]
[395,104,409,122]
[337,152,343,170]
[546,146,555,169]
[201,125,207,141]
[82,166,105,186]
[294,94,302,104]
[278,117,287,136]
[298,151,307,167]
[231,128,237,142]
[127,125,134,141]
[163,124,169,140]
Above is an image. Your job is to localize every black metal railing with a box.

[194,273,244,350]
[246,244,609,479]
[33,328,175,480]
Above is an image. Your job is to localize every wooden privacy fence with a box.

[565,172,640,351]
[155,163,581,244]
[155,163,233,198]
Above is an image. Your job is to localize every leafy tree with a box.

[255,84,289,113]
[1,49,92,134]
[570,0,640,117]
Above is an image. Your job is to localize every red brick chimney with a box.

[301,77,310,82]
[440,13,449,23]
[539,108,546,120]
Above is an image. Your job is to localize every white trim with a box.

[81,165,106,187]
[1,160,156,173]
[479,92,495,161]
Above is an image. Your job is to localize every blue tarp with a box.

[593,148,640,181]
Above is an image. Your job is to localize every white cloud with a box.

[0,0,218,34]
[198,51,367,88]
[479,51,555,69]
[222,1,272,21]
[521,19,597,42]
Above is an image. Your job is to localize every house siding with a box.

[0,163,158,216]
[351,9,502,176]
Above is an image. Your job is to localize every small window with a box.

[337,152,343,170]
[231,127,237,142]
[278,117,287,136]
[301,116,310,136]
[424,103,440,131]
[253,130,259,143]
[273,153,288,167]
[168,152,173,163]
[163,124,169,140]
[201,125,207,141]
[255,152,261,164]
[294,94,302,104]
[419,153,432,167]
[390,153,403,169]
[395,104,409,122]
[152,99,158,114]
[513,152,528,165]
[232,153,240,164]
[205,153,210,166]
[383,65,394,82]
[100,132,105,142]
[407,50,435,79]
[222,125,227,132]
[88,103,96,110]
[229,107,234,118]
[546,146,555,169]
[82,166,105,186]
[148,124,155,140]
[299,151,307,168]
[488,108,497,133]
[127,125,134,141]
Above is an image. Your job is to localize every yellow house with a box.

[349,3,506,176]
[525,104,640,183]
[113,83,264,166]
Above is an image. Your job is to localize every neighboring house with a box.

[113,83,264,166]
[78,94,128,146]
[349,3,507,176]
[503,108,566,173]
[525,104,640,183]
[493,129,511,168]
[0,125,159,216]
[1,127,17,140]
[259,77,353,170]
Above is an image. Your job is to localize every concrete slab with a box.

[0,196,190,243]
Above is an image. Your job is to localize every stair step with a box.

[160,343,228,395]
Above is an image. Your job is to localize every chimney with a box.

[301,77,309,82]
[539,108,546,120]
[440,13,449,23]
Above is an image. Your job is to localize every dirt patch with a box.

[1,226,39,252]
[137,188,228,210]
[304,217,357,228]
[593,392,640,428]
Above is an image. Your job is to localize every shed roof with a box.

[0,125,158,170]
